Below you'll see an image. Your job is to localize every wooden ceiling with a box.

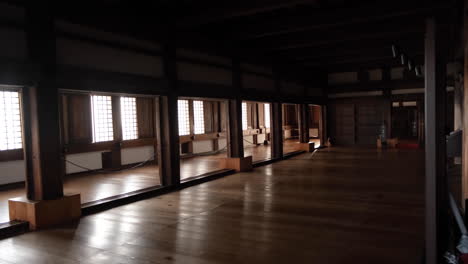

[6,0,460,78]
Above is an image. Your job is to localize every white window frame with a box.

[120,97,138,141]
[91,95,114,143]
[0,89,22,151]
[264,103,271,129]
[178,99,190,136]
[242,102,248,131]
[193,100,205,135]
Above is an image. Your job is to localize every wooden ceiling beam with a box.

[308,54,425,71]
[256,29,424,53]
[176,0,320,28]
[269,38,424,57]
[231,3,447,40]
[289,48,423,63]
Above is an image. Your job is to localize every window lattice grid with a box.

[120,97,138,140]
[264,103,271,128]
[242,102,248,131]
[193,100,205,134]
[178,100,190,136]
[0,91,22,151]
[91,95,114,143]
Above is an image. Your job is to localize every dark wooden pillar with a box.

[272,69,283,158]
[156,96,180,186]
[271,102,283,158]
[110,96,122,168]
[22,1,63,200]
[425,17,448,264]
[227,57,244,158]
[226,99,244,158]
[157,31,180,186]
[298,104,309,143]
[319,105,326,146]
[463,0,468,209]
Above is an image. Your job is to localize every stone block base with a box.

[220,156,253,172]
[9,194,81,230]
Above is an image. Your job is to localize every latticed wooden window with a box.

[0,90,22,150]
[91,95,114,142]
[121,97,138,140]
[193,100,205,134]
[242,102,248,130]
[264,103,271,128]
[178,99,190,136]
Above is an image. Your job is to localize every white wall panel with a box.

[65,152,103,174]
[121,146,154,165]
[177,49,231,66]
[177,62,232,86]
[242,74,275,91]
[193,140,213,154]
[56,20,161,52]
[0,27,27,59]
[0,160,25,185]
[328,72,358,84]
[56,38,164,77]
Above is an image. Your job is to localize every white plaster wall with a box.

[121,146,154,165]
[55,20,161,52]
[369,69,383,81]
[65,152,103,174]
[0,2,24,22]
[243,135,255,146]
[241,63,272,75]
[391,67,405,80]
[193,140,213,154]
[328,91,383,98]
[242,74,275,91]
[309,128,319,137]
[177,49,231,66]
[281,81,304,96]
[0,160,25,185]
[218,138,227,150]
[0,27,27,60]
[177,62,233,85]
[257,134,266,143]
[307,87,323,97]
[328,72,358,84]
[56,38,164,77]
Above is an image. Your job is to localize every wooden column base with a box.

[9,194,81,230]
[220,156,253,172]
[300,142,315,152]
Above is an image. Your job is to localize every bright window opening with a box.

[264,103,271,128]
[193,100,205,134]
[120,97,138,140]
[91,95,114,143]
[0,90,22,150]
[178,99,190,136]
[242,102,248,130]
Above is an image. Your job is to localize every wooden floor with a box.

[0,147,424,264]
[0,154,231,223]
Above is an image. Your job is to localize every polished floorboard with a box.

[0,140,308,223]
[0,147,424,264]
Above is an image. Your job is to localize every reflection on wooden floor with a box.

[244,144,271,162]
[283,138,321,155]
[0,153,229,223]
[0,139,315,223]
[0,147,424,263]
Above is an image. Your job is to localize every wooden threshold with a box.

[0,220,29,239]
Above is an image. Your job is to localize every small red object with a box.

[460,254,468,263]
